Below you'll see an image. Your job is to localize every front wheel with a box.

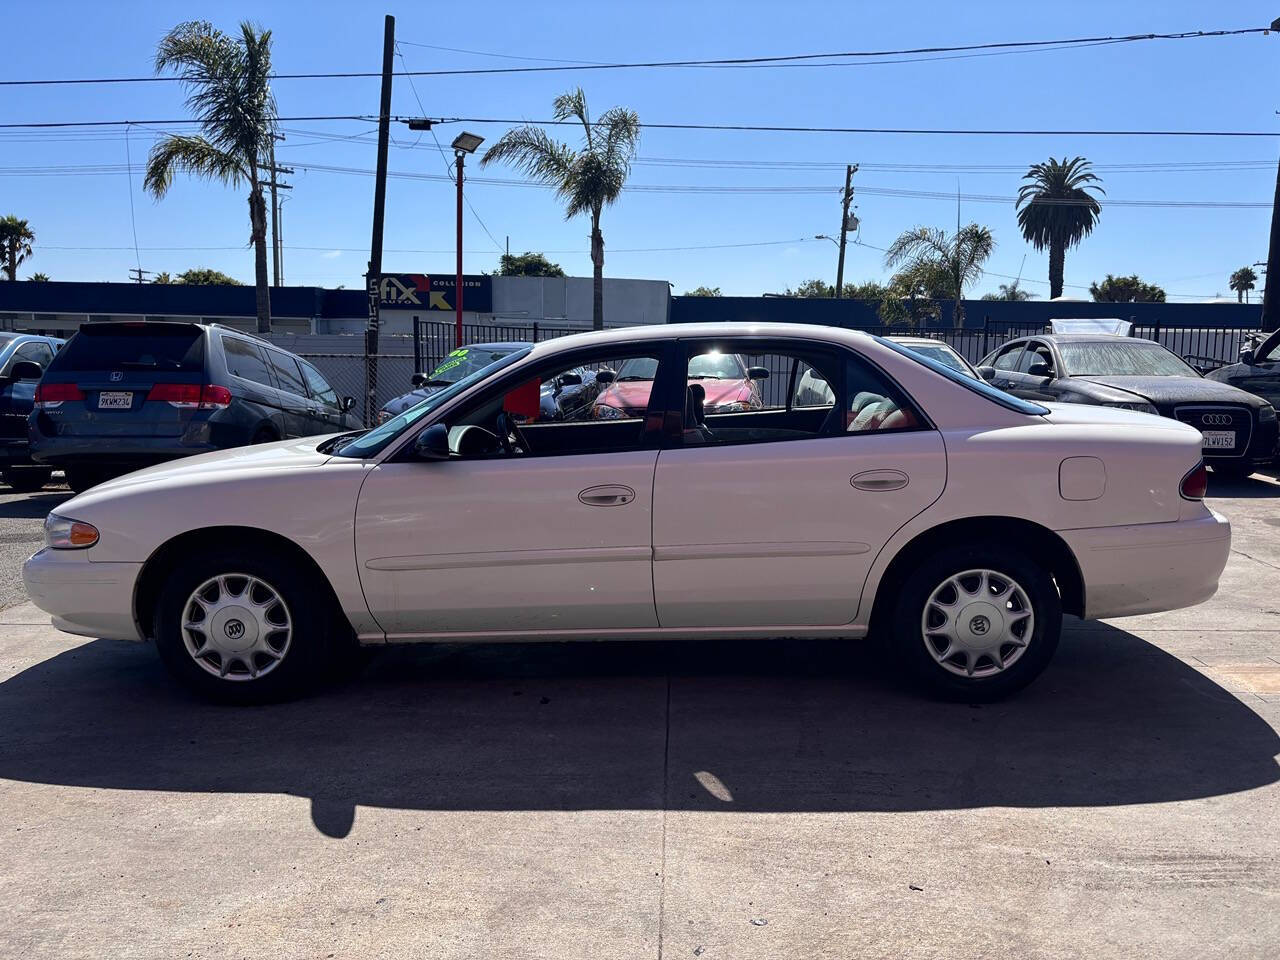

[1,467,52,492]
[889,544,1061,701]
[153,549,340,703]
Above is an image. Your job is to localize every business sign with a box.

[378,273,492,313]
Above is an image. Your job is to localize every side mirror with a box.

[1027,361,1052,379]
[594,369,617,385]
[1241,349,1256,366]
[410,373,427,388]
[413,423,450,460]
[10,361,42,381]
[977,365,996,381]
[558,371,582,387]
[339,396,356,412]
[747,366,770,381]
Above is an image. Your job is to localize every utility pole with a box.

[365,14,395,426]
[128,267,152,283]
[1263,148,1280,332]
[835,164,858,299]
[265,135,292,288]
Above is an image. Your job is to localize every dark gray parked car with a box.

[978,333,1278,479]
[30,321,359,492]
[0,333,66,491]
[1205,326,1280,412]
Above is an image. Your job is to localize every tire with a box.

[251,427,278,444]
[1,467,52,492]
[889,542,1061,701]
[153,548,340,704]
[65,467,112,494]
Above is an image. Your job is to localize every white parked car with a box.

[888,335,982,379]
[24,323,1230,703]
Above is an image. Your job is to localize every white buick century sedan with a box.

[24,323,1230,703]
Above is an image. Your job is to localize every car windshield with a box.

[901,342,971,376]
[874,335,1049,416]
[688,351,745,379]
[334,347,531,458]
[424,346,522,384]
[1059,341,1197,378]
[615,357,660,381]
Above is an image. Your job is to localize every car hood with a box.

[1074,374,1264,407]
[692,379,753,406]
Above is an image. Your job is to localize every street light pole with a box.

[450,131,484,350]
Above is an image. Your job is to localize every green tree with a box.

[1016,157,1104,299]
[155,267,242,285]
[981,280,1036,301]
[0,215,35,282]
[144,20,276,332]
[884,224,995,327]
[1229,266,1258,303]
[1089,273,1166,303]
[783,278,836,297]
[683,286,721,296]
[498,251,565,277]
[480,88,640,330]
[27,272,50,282]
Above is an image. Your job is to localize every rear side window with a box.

[221,336,275,387]
[50,326,204,373]
[266,350,307,397]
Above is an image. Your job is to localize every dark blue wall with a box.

[0,280,365,319]
[671,295,1262,330]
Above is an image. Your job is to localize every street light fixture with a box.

[814,234,839,248]
[451,131,485,348]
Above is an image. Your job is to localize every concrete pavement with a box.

[0,477,1276,958]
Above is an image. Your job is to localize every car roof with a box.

[1018,333,1156,344]
[524,323,881,359]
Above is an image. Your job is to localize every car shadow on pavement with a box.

[0,491,73,518]
[0,620,1275,838]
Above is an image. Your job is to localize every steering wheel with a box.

[495,412,528,456]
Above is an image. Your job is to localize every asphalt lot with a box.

[0,476,1277,958]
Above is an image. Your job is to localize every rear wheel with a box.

[889,543,1061,701]
[1209,463,1254,482]
[153,549,340,704]
[1,467,52,492]
[251,426,278,444]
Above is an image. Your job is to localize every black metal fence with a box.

[413,320,585,375]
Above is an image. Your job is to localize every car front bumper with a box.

[1060,509,1231,620]
[23,548,144,642]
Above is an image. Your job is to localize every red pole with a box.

[455,151,464,349]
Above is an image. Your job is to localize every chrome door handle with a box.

[579,484,636,506]
[851,470,909,492]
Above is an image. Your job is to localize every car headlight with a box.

[593,404,624,420]
[1105,401,1160,416]
[1259,403,1276,422]
[708,401,752,413]
[44,514,99,550]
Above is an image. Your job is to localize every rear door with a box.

[38,323,206,439]
[219,335,288,436]
[262,348,314,437]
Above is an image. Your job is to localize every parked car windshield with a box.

[334,347,531,458]
[1058,340,1198,378]
[51,324,204,372]
[874,335,1049,415]
[425,346,523,385]
[688,351,746,379]
[614,357,659,381]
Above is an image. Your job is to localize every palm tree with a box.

[1016,157,1104,300]
[884,224,995,327]
[480,88,639,330]
[0,216,35,282]
[144,21,276,333]
[982,280,1036,301]
[1229,266,1258,303]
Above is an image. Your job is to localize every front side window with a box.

[992,343,1025,372]
[1019,342,1055,375]
[4,340,53,375]
[299,361,339,406]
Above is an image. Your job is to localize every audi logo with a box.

[1201,413,1234,426]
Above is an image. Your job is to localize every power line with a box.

[37,237,820,255]
[1,27,1271,85]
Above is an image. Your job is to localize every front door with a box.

[651,340,946,628]
[354,343,675,638]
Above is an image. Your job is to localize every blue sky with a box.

[4,0,1279,300]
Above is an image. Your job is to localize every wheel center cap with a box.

[956,601,1004,649]
[209,605,258,652]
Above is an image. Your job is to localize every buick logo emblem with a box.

[109,371,123,382]
[224,619,245,640]
[969,615,991,636]
[1201,413,1233,426]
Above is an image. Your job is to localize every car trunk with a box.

[40,323,207,439]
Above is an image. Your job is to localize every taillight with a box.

[33,383,85,409]
[147,384,232,409]
[1180,461,1208,500]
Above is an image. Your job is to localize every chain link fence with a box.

[293,353,417,426]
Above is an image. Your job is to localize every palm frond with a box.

[479,126,577,185]
[144,135,246,198]
[553,87,592,145]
